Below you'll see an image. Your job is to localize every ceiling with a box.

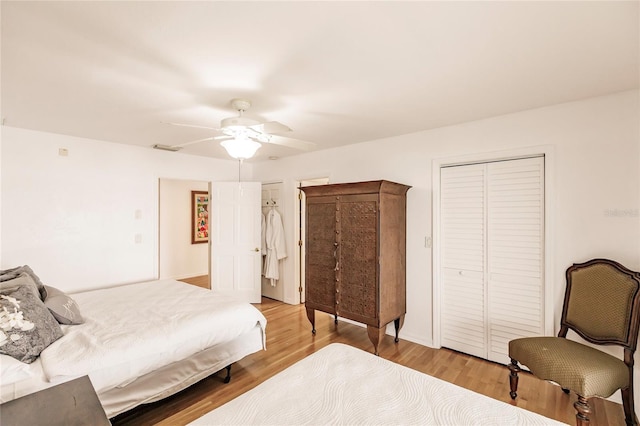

[1,1,638,162]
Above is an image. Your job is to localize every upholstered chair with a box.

[508,258,640,426]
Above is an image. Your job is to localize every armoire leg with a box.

[366,325,385,356]
[394,315,405,343]
[306,307,316,334]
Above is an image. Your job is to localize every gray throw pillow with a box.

[44,286,84,325]
[0,272,40,293]
[0,276,63,363]
[0,265,47,301]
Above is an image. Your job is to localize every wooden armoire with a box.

[301,180,410,355]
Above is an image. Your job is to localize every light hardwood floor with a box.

[178,275,210,289]
[111,291,626,426]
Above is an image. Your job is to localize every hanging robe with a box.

[261,213,267,256]
[263,208,286,286]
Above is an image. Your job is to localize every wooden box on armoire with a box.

[301,180,410,355]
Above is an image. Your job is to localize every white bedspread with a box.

[191,343,566,426]
[39,279,266,393]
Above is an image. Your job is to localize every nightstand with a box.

[0,375,110,426]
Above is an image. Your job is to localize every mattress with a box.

[40,279,266,393]
[190,343,567,425]
[1,279,267,418]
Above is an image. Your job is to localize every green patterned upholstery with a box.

[508,259,640,426]
[565,264,636,342]
[509,336,628,398]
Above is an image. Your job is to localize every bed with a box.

[190,343,567,425]
[0,276,266,418]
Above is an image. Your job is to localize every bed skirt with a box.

[1,325,264,419]
[102,324,264,417]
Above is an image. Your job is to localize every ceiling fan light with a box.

[221,137,261,160]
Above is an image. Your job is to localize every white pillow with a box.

[0,354,34,385]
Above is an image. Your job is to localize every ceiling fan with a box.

[154,98,316,160]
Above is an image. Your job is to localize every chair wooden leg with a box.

[574,395,591,425]
[622,386,638,426]
[508,358,520,399]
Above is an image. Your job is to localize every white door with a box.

[210,182,262,303]
[440,164,487,359]
[440,157,545,364]
[486,157,545,364]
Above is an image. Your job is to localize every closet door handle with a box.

[253,248,260,252]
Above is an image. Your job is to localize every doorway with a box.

[261,182,285,301]
[158,178,209,286]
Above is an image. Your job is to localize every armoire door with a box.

[440,156,545,364]
[305,195,338,314]
[336,194,379,325]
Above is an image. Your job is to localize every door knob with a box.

[253,248,260,252]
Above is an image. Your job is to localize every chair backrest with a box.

[560,258,640,352]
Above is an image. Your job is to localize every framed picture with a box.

[191,191,209,244]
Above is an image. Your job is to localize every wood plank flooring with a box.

[111,296,626,426]
[178,275,209,289]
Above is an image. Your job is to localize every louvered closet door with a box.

[440,164,487,359]
[487,157,545,364]
[440,157,544,364]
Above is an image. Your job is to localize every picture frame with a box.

[191,190,209,244]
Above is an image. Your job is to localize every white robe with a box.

[263,208,286,286]
[261,213,267,254]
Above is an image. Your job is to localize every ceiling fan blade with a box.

[152,144,182,152]
[250,121,292,135]
[267,135,316,151]
[175,136,215,148]
[162,121,218,131]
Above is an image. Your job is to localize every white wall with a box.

[0,126,248,292]
[253,90,640,348]
[0,0,3,269]
[159,178,208,280]
[0,129,2,269]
